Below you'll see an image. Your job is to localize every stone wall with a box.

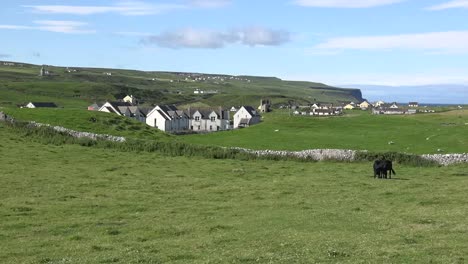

[233,147,356,161]
[235,147,468,166]
[27,122,126,142]
[421,153,468,166]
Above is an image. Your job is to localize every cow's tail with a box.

[391,169,396,175]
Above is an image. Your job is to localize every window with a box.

[195,116,200,121]
[210,125,213,130]
[211,116,216,122]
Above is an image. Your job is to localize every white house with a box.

[146,105,189,132]
[374,100,385,107]
[123,95,138,105]
[185,108,230,132]
[233,106,261,129]
[25,102,57,108]
[98,101,146,123]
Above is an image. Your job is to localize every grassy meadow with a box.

[181,109,468,154]
[1,122,468,263]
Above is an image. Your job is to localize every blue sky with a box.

[1,0,468,103]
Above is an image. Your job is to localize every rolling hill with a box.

[0,61,363,109]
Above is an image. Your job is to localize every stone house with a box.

[185,108,230,132]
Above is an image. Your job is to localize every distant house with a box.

[146,105,189,132]
[98,101,146,123]
[311,103,333,110]
[343,104,355,110]
[123,95,138,105]
[409,102,419,107]
[233,106,261,129]
[87,103,101,111]
[358,100,371,109]
[25,102,57,108]
[389,102,399,109]
[185,107,230,132]
[230,106,238,112]
[374,100,385,107]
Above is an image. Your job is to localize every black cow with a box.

[373,160,396,179]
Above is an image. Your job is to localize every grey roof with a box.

[185,107,229,119]
[243,106,260,116]
[30,102,57,108]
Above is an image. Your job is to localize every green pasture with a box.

[3,108,170,141]
[1,124,468,263]
[181,110,468,154]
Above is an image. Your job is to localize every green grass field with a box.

[3,108,170,141]
[1,123,468,263]
[181,110,468,154]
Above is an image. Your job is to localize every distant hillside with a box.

[0,61,363,108]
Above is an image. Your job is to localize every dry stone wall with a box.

[235,147,468,166]
[27,122,126,142]
[421,153,468,166]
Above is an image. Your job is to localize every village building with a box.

[233,106,261,128]
[25,102,57,108]
[123,95,138,105]
[146,105,189,132]
[343,103,355,110]
[258,99,271,113]
[409,102,419,107]
[98,101,146,123]
[185,107,230,132]
[358,100,372,109]
[373,100,385,107]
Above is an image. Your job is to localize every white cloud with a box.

[313,31,468,53]
[0,20,94,34]
[142,27,291,49]
[427,0,468,10]
[34,20,95,33]
[0,25,33,30]
[115,31,153,37]
[188,0,231,8]
[23,0,230,16]
[293,0,405,8]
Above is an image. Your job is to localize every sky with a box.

[1,0,468,103]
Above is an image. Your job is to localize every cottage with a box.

[25,102,57,108]
[123,95,138,105]
[234,106,261,128]
[98,101,146,123]
[343,103,355,110]
[373,100,385,107]
[146,105,189,132]
[358,100,371,109]
[185,107,230,132]
[408,102,419,108]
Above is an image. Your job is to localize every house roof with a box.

[185,107,228,119]
[29,102,57,108]
[242,106,260,116]
[147,105,187,120]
